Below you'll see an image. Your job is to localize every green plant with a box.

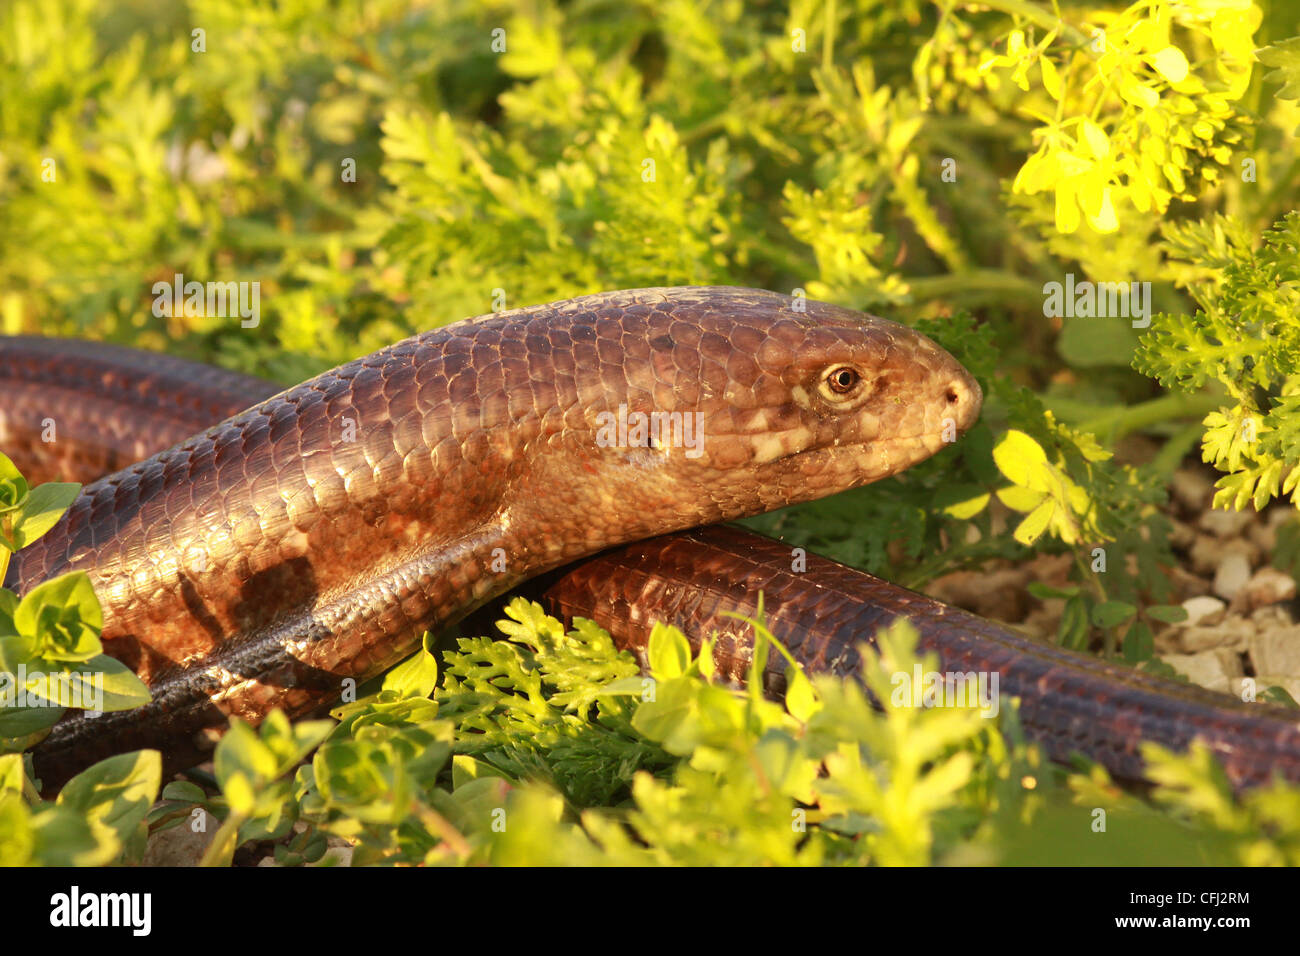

[1135,212,1300,510]
[0,456,157,865]
[0,456,149,755]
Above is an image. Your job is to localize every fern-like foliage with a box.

[1135,212,1300,510]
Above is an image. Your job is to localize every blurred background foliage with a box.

[3,0,1293,359]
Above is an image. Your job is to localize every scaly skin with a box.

[0,287,979,789]
[537,525,1300,791]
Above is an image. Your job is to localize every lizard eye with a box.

[822,365,863,398]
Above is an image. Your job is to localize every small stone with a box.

[1180,618,1252,653]
[1198,507,1254,539]
[1168,518,1196,550]
[1167,565,1211,599]
[1250,605,1295,630]
[1020,601,1064,641]
[143,820,212,867]
[1171,468,1213,513]
[1213,552,1253,601]
[1189,535,1254,576]
[1249,517,1279,554]
[319,843,355,867]
[1249,624,1300,680]
[1239,566,1297,610]
[1161,649,1243,695]
[924,568,1031,623]
[1181,595,1226,627]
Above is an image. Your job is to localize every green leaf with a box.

[0,793,34,866]
[13,571,102,664]
[0,632,40,672]
[1027,581,1080,600]
[57,750,162,851]
[993,430,1050,489]
[784,668,819,723]
[1013,499,1055,545]
[996,485,1046,513]
[1123,620,1154,663]
[22,654,151,711]
[12,483,80,548]
[1258,38,1300,100]
[630,678,699,754]
[24,800,114,866]
[84,654,151,710]
[646,622,691,680]
[447,775,512,831]
[381,631,439,700]
[0,700,64,750]
[452,754,513,790]
[215,720,280,791]
[0,753,25,793]
[934,484,991,519]
[1091,601,1137,628]
[1261,685,1300,709]
[223,772,257,816]
[161,780,209,803]
[1057,317,1142,368]
[0,453,29,519]
[1058,595,1091,650]
[1146,605,1189,624]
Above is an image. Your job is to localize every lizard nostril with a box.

[945,386,960,405]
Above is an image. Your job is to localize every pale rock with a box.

[924,568,1030,623]
[1249,513,1282,553]
[1248,624,1300,681]
[143,820,211,867]
[1189,535,1254,576]
[1167,565,1210,598]
[1213,552,1252,601]
[1249,605,1295,630]
[1280,678,1300,705]
[1238,566,1297,610]
[1180,616,1252,653]
[1171,468,1213,512]
[1161,649,1243,695]
[319,843,355,867]
[1198,507,1254,539]
[1153,628,1182,655]
[1020,598,1064,641]
[1181,595,1226,627]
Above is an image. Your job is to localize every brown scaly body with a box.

[8,287,1297,794]
[1,287,977,788]
[538,525,1300,790]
